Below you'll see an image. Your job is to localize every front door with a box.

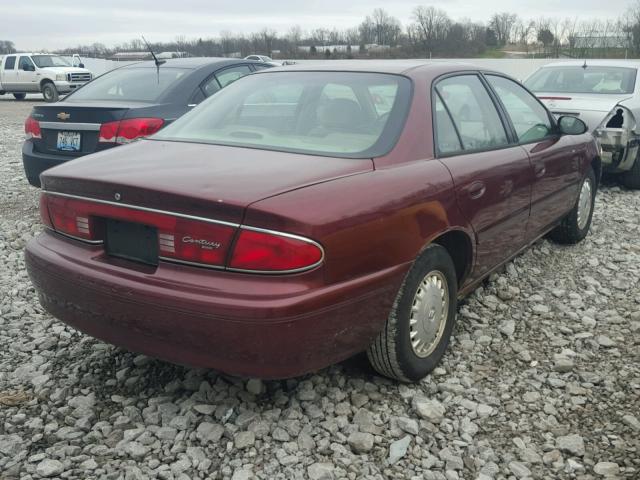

[484,74,580,238]
[433,74,533,279]
[17,56,38,92]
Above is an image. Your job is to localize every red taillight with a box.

[25,116,41,139]
[229,229,323,272]
[39,194,53,228]
[40,193,323,273]
[98,121,119,143]
[99,118,164,144]
[44,195,97,241]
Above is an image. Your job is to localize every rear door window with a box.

[4,56,16,70]
[201,75,221,97]
[435,75,509,151]
[215,65,252,88]
[486,75,553,143]
[433,93,462,154]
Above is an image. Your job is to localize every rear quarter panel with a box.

[243,159,472,285]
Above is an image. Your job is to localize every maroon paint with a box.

[25,63,598,378]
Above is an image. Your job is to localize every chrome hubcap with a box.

[577,177,593,230]
[410,270,449,358]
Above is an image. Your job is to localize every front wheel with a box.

[549,166,596,244]
[367,244,458,382]
[13,93,26,100]
[41,83,59,103]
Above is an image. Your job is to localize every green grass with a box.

[479,49,507,58]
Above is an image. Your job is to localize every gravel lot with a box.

[0,98,639,480]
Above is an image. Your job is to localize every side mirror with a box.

[23,64,34,72]
[558,116,588,135]
[78,63,85,68]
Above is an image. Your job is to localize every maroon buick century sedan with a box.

[26,62,600,382]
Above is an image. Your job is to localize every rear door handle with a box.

[534,163,546,178]
[468,181,486,199]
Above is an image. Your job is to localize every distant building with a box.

[298,45,359,54]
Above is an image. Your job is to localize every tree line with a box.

[4,2,640,59]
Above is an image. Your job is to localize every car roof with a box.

[540,60,640,68]
[262,60,495,76]
[122,57,264,70]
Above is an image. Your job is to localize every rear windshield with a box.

[525,66,637,94]
[66,67,189,102]
[152,71,412,158]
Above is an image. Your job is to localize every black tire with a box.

[621,155,640,189]
[13,93,26,100]
[41,82,59,103]
[367,244,458,382]
[549,166,596,244]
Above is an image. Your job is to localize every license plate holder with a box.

[56,131,81,151]
[105,219,158,266]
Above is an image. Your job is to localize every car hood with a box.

[41,66,92,74]
[40,140,373,224]
[536,93,634,130]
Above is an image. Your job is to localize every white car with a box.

[0,53,93,102]
[525,60,640,188]
[244,55,281,66]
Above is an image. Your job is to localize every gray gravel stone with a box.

[347,431,374,453]
[556,434,586,457]
[36,459,64,477]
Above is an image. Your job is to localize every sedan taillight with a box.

[25,116,42,139]
[39,193,323,273]
[229,229,324,272]
[99,118,164,144]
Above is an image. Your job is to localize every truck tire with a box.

[13,93,26,100]
[41,82,59,103]
[621,154,640,189]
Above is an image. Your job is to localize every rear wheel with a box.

[41,82,59,103]
[13,93,26,100]
[621,154,640,189]
[367,244,458,382]
[549,166,596,244]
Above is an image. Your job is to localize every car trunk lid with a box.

[30,102,150,157]
[40,139,373,225]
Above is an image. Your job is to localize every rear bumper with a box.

[22,140,78,187]
[25,231,408,379]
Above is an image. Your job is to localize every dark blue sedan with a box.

[22,57,272,186]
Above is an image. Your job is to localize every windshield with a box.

[32,55,71,68]
[66,67,189,102]
[153,71,411,158]
[525,66,637,94]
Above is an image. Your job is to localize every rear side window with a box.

[435,75,508,151]
[434,94,462,154]
[4,56,16,70]
[201,75,220,97]
[215,65,252,88]
[486,75,553,143]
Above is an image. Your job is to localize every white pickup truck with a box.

[0,53,93,102]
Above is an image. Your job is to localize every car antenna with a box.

[141,35,165,83]
[582,59,588,70]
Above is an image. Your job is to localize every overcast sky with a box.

[3,0,630,50]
